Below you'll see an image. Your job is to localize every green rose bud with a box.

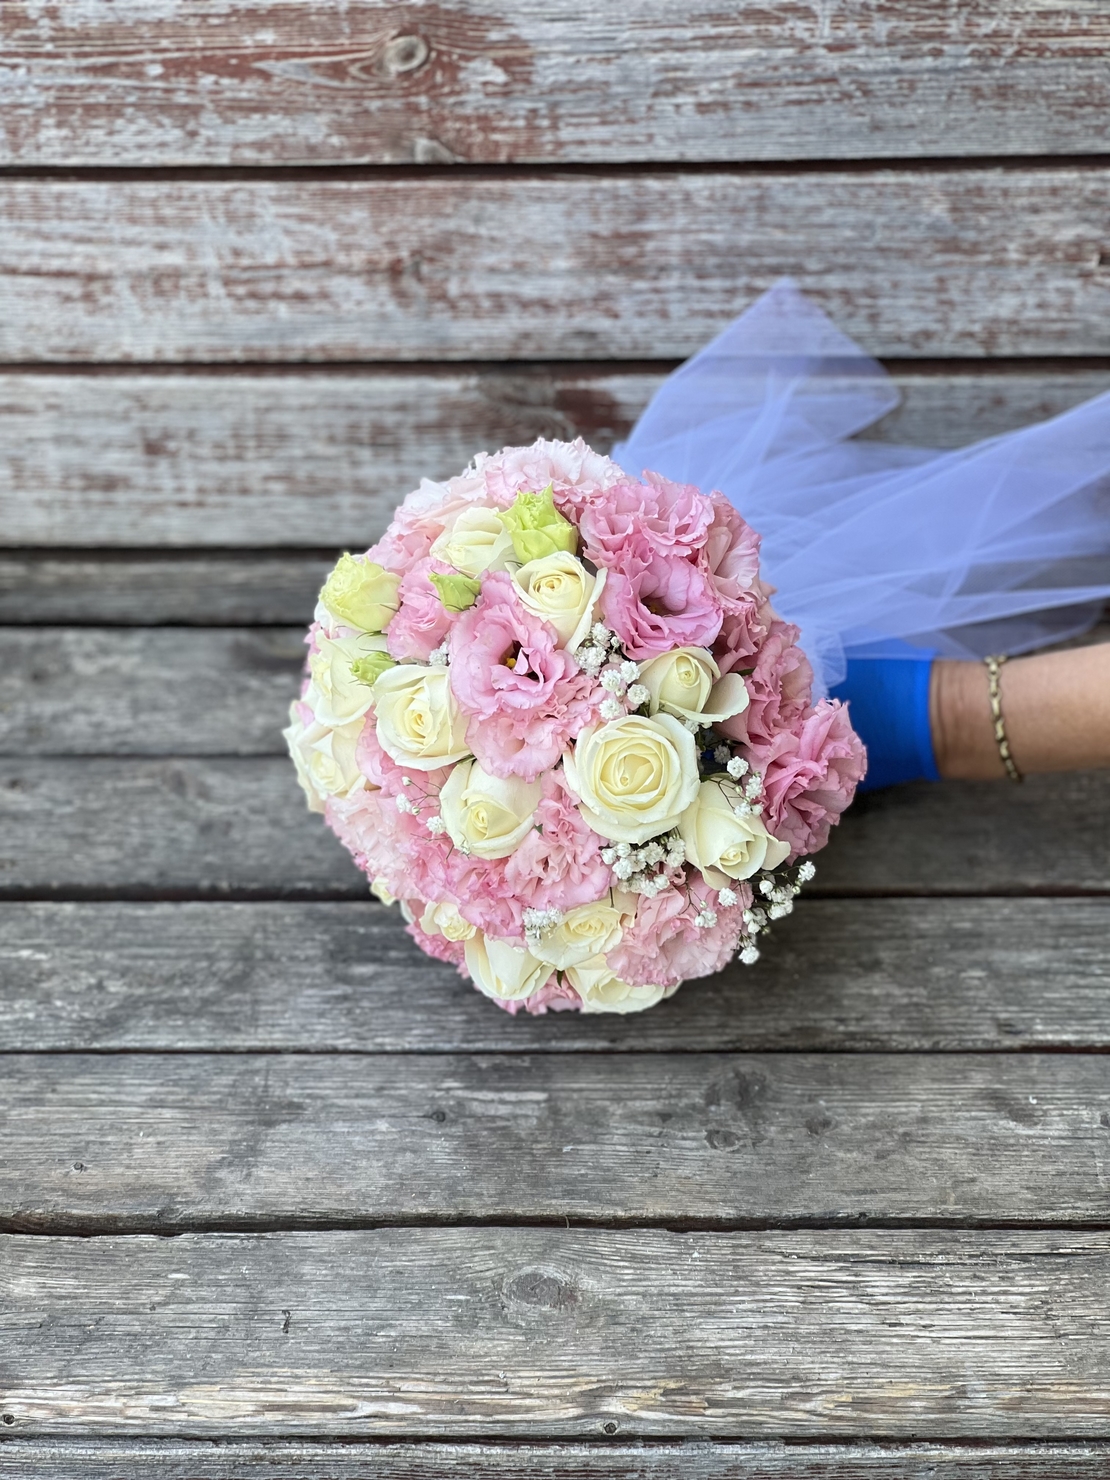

[349,649,398,688]
[500,484,577,563]
[429,570,482,612]
[319,553,401,633]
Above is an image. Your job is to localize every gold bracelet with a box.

[984,654,1023,783]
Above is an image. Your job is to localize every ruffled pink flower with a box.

[449,572,598,780]
[701,494,762,611]
[600,555,723,660]
[718,620,813,746]
[366,468,491,573]
[579,472,713,570]
[503,771,612,912]
[325,788,394,882]
[406,920,467,968]
[386,557,458,663]
[749,700,867,860]
[606,876,750,988]
[478,437,623,520]
[712,594,769,676]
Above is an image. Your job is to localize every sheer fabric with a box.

[613,279,1110,694]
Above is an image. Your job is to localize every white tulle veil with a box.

[613,279,1110,694]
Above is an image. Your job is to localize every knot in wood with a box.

[504,1266,578,1311]
[383,35,430,78]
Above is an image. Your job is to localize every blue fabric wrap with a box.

[829,644,940,792]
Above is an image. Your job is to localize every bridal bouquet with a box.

[286,438,865,1014]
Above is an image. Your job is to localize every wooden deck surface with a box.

[2,3,1110,1475]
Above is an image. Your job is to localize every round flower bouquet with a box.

[286,438,865,1015]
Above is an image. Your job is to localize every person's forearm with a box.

[930,643,1110,780]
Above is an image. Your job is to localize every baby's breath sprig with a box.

[600,833,685,895]
[739,857,817,962]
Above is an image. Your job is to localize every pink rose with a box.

[749,700,867,859]
[449,572,598,780]
[701,494,762,611]
[579,472,713,569]
[600,555,723,660]
[386,557,457,663]
[718,620,813,746]
[503,771,612,912]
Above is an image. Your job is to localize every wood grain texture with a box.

[0,628,305,755]
[6,1228,1110,1436]
[0,556,336,624]
[6,1050,1110,1229]
[6,1439,1110,1480]
[4,898,1110,1054]
[3,173,1110,363]
[5,369,1110,549]
[1,757,1108,897]
[4,1,1110,166]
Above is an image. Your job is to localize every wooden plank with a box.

[1,758,1108,897]
[0,627,298,753]
[0,555,335,624]
[5,1050,1110,1229]
[4,898,1110,1053]
[2,173,1110,363]
[4,1440,1110,1480]
[5,1228,1110,1436]
[3,1,1110,167]
[0,628,305,755]
[4,369,1110,550]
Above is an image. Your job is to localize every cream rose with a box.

[464,932,553,1003]
[563,712,700,844]
[307,633,388,728]
[566,958,670,1015]
[678,778,791,886]
[529,893,635,970]
[419,899,476,942]
[430,505,515,578]
[439,759,541,859]
[370,877,398,906]
[374,665,471,771]
[284,704,367,811]
[637,646,749,727]
[511,553,607,649]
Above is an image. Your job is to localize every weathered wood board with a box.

[4,897,1107,1054]
[6,1439,1110,1480]
[6,1050,1110,1229]
[2,756,1106,896]
[5,370,1110,550]
[3,1,1109,166]
[3,173,1110,363]
[6,1229,1110,1437]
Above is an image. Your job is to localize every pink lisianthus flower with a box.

[324,788,394,882]
[606,875,750,988]
[478,437,623,520]
[717,620,813,746]
[600,555,723,660]
[712,594,770,676]
[449,572,599,780]
[406,920,467,969]
[578,472,713,569]
[503,771,613,912]
[748,699,867,860]
[519,975,585,1015]
[386,557,458,663]
[701,494,762,611]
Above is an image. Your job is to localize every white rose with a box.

[419,899,476,942]
[529,893,635,970]
[464,932,553,1003]
[637,646,749,727]
[430,505,516,578]
[566,958,670,1015]
[374,665,471,771]
[511,553,607,649]
[370,878,398,906]
[306,633,388,728]
[678,778,791,886]
[283,703,367,811]
[563,713,701,844]
[439,759,541,859]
